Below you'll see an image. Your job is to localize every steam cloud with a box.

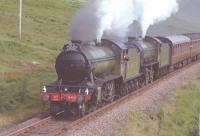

[70,0,179,42]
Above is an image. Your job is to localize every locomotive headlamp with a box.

[78,89,82,94]
[43,86,47,93]
[64,88,68,92]
[123,55,129,61]
[79,88,89,95]
[85,88,89,95]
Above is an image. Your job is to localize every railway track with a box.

[5,111,64,136]
[5,60,199,136]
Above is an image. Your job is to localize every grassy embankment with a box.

[118,78,200,136]
[0,0,85,127]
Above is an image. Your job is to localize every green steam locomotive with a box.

[41,33,200,116]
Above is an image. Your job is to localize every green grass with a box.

[0,68,56,127]
[0,0,85,72]
[117,78,200,136]
[0,0,86,127]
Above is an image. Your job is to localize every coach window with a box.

[174,46,176,54]
[177,45,179,53]
[178,45,180,53]
[186,44,188,50]
[174,45,177,54]
[186,43,187,51]
[180,44,182,52]
[178,44,180,53]
[184,44,186,51]
[174,45,176,54]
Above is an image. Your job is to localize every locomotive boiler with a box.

[55,41,119,85]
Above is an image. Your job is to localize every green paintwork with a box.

[81,43,119,77]
[126,48,140,79]
[79,41,141,80]
[159,43,170,66]
[92,59,117,76]
[137,40,158,64]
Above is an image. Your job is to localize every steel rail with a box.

[7,111,64,136]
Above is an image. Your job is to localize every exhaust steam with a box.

[70,0,179,42]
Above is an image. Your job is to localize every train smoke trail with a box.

[70,0,179,42]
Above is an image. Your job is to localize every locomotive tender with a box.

[41,33,200,116]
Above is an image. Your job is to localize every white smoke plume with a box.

[70,0,179,42]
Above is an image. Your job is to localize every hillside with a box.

[0,0,85,73]
[0,0,85,127]
[118,78,200,136]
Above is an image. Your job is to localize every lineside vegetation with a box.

[0,0,85,127]
[117,78,200,136]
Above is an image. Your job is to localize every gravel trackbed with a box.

[62,62,200,136]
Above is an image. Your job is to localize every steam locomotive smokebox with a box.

[55,43,89,84]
